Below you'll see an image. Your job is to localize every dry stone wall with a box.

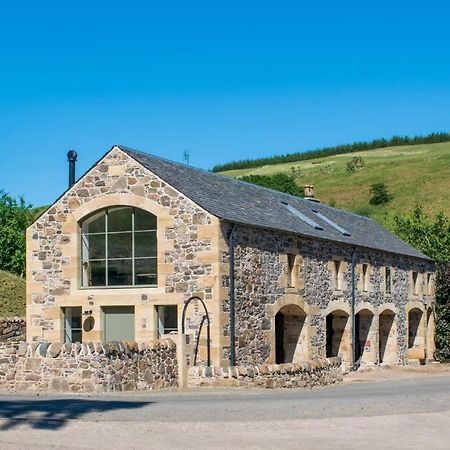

[0,318,26,342]
[188,356,342,389]
[0,339,177,393]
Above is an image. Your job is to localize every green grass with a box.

[220,142,450,220]
[0,270,26,317]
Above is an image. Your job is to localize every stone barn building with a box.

[26,145,436,370]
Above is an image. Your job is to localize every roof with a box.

[118,146,429,260]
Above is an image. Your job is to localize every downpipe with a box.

[227,223,236,366]
[351,246,357,371]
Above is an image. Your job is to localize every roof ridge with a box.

[119,144,373,221]
[117,144,429,260]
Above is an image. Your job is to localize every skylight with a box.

[312,210,351,237]
[281,202,324,230]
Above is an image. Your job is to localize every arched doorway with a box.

[355,309,375,364]
[326,310,351,363]
[379,309,397,364]
[275,305,308,363]
[426,307,435,362]
[408,308,425,362]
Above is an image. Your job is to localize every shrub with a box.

[346,157,365,174]
[0,270,26,316]
[240,173,304,197]
[369,183,393,205]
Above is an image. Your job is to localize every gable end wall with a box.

[26,147,224,363]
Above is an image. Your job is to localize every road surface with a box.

[0,375,449,449]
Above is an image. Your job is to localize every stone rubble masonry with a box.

[219,223,435,366]
[0,317,26,342]
[26,146,222,358]
[0,338,177,393]
[188,356,342,389]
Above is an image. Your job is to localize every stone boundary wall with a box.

[0,317,26,342]
[188,356,342,389]
[0,339,177,393]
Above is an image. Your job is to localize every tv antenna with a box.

[183,149,190,166]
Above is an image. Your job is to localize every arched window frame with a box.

[80,206,157,288]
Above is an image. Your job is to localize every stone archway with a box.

[275,304,308,364]
[379,309,398,364]
[355,309,376,365]
[325,310,351,364]
[408,307,425,362]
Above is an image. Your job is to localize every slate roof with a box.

[119,146,430,261]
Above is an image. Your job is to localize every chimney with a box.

[304,184,320,202]
[67,150,78,188]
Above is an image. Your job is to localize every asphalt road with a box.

[0,375,449,449]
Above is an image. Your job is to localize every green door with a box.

[103,306,135,341]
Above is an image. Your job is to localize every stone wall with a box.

[26,146,221,360]
[188,356,342,389]
[0,339,177,393]
[0,317,26,342]
[220,223,435,366]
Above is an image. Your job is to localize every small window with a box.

[412,271,419,295]
[385,267,392,294]
[333,261,342,290]
[362,264,369,292]
[287,254,296,287]
[157,305,178,338]
[63,307,82,343]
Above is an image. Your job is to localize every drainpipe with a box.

[227,223,236,366]
[351,246,357,371]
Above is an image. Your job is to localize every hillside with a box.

[219,142,450,219]
[0,270,25,316]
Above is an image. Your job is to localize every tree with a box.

[369,183,393,205]
[240,173,304,197]
[0,190,34,277]
[392,207,450,262]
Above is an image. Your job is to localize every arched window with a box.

[81,206,157,287]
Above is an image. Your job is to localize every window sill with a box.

[79,284,158,290]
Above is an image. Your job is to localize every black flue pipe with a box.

[67,150,78,187]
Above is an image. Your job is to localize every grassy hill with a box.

[0,270,25,317]
[220,142,450,220]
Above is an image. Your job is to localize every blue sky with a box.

[1,0,449,206]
